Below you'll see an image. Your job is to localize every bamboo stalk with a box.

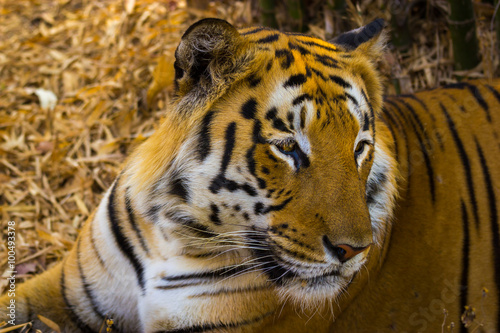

[494,0,500,58]
[390,2,411,50]
[286,0,306,32]
[259,0,279,29]
[332,0,345,11]
[447,0,480,71]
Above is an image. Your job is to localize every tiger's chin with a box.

[276,273,351,309]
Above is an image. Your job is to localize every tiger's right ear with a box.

[174,18,252,113]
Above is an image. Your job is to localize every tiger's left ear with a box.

[329,18,387,59]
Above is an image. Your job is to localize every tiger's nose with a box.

[322,235,371,263]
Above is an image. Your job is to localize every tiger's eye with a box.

[278,141,297,154]
[355,141,365,155]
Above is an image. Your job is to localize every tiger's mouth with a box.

[246,233,357,295]
[260,256,348,284]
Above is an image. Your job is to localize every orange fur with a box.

[1,19,499,333]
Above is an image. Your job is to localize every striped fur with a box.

[1,18,499,333]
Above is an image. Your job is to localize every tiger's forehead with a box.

[238,26,352,76]
[235,28,368,135]
[238,27,341,55]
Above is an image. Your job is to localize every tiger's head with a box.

[126,18,398,306]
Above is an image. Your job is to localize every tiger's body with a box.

[1,18,499,333]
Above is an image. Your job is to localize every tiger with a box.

[1,17,499,333]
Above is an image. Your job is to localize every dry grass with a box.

[0,0,497,294]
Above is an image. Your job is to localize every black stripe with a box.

[393,97,430,145]
[383,101,411,191]
[273,119,291,133]
[296,39,338,52]
[146,204,161,222]
[329,75,351,88]
[266,108,291,133]
[400,94,432,118]
[209,203,222,225]
[89,218,108,270]
[475,138,500,332]
[305,65,312,78]
[265,108,277,120]
[380,116,399,162]
[382,98,404,131]
[264,196,293,214]
[246,145,267,189]
[167,215,217,238]
[189,284,270,297]
[241,98,258,119]
[155,281,205,290]
[275,49,294,69]
[288,41,310,55]
[272,239,323,263]
[265,107,291,132]
[311,67,327,81]
[256,33,279,43]
[247,74,261,87]
[486,84,500,104]
[362,113,370,131]
[76,238,106,321]
[266,59,273,71]
[445,82,491,122]
[108,181,146,290]
[241,27,272,35]
[269,227,314,251]
[314,54,339,68]
[440,103,479,227]
[254,202,264,215]
[60,260,96,333]
[169,175,189,203]
[361,90,375,137]
[459,200,470,333]
[283,74,307,89]
[208,174,258,196]
[388,99,436,203]
[162,265,253,282]
[198,111,215,161]
[287,112,294,129]
[125,192,150,254]
[292,93,312,106]
[345,92,358,106]
[220,122,237,173]
[366,172,388,205]
[252,119,263,143]
[154,311,273,333]
[182,252,221,259]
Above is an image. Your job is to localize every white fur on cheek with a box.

[367,141,398,245]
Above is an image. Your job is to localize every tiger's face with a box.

[188,71,375,302]
[128,19,397,307]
